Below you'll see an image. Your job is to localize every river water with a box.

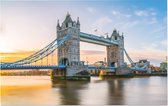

[0,76,167,105]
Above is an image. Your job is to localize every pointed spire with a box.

[104,33,108,38]
[64,12,73,23]
[77,17,80,25]
[122,32,124,38]
[114,28,117,32]
[112,28,117,37]
[57,19,60,27]
[106,34,109,39]
[66,11,70,17]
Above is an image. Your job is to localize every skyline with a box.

[0,0,167,66]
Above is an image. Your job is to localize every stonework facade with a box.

[56,14,125,77]
[107,29,124,67]
[57,13,86,76]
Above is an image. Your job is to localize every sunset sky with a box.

[0,0,167,66]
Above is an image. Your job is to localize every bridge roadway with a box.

[1,65,116,72]
[0,65,66,70]
[1,65,146,72]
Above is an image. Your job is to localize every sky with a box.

[0,0,167,66]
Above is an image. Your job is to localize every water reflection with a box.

[52,80,89,105]
[107,79,126,105]
[1,76,167,105]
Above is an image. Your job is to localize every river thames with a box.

[1,76,167,105]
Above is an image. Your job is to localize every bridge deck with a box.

[1,65,66,70]
[1,65,116,71]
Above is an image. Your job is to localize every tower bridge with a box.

[0,13,149,80]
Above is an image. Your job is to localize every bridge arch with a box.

[59,58,69,66]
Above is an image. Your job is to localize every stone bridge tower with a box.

[56,13,89,80]
[107,29,124,68]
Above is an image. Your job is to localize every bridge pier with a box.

[51,66,90,81]
[50,68,66,80]
[115,67,131,75]
[106,29,128,74]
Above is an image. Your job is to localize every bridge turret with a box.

[107,29,124,69]
[77,17,80,29]
[57,20,61,31]
[111,29,120,41]
[56,13,88,79]
[62,12,73,28]
[121,32,124,39]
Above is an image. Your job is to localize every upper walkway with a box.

[80,32,119,46]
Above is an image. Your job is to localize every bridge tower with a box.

[55,13,89,80]
[107,29,124,68]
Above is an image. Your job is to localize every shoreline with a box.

[99,73,167,78]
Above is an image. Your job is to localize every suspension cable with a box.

[1,35,70,67]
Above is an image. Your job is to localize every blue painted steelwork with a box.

[123,49,134,64]
[80,33,148,72]
[131,67,147,72]
[80,32,119,46]
[1,35,70,68]
[87,66,116,72]
[124,48,148,72]
[88,66,116,69]
[130,62,149,72]
[0,32,148,72]
[1,65,66,70]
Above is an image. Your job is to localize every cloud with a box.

[87,7,96,13]
[0,50,57,65]
[125,41,166,66]
[111,10,132,18]
[160,39,167,47]
[111,10,119,15]
[96,16,112,27]
[126,48,166,66]
[0,50,36,62]
[80,50,106,64]
[141,43,158,51]
[150,12,157,16]
[134,9,157,17]
[148,17,157,24]
[135,10,149,16]
[0,50,35,55]
[122,20,139,30]
[125,14,132,18]
[151,25,166,34]
[90,16,112,34]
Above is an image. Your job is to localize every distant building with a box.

[150,65,160,71]
[94,61,106,66]
[138,59,150,67]
[134,59,151,73]
[160,61,167,72]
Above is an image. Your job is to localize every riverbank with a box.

[99,73,167,78]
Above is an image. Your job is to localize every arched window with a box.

[115,36,117,40]
[59,58,69,66]
[66,23,68,28]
